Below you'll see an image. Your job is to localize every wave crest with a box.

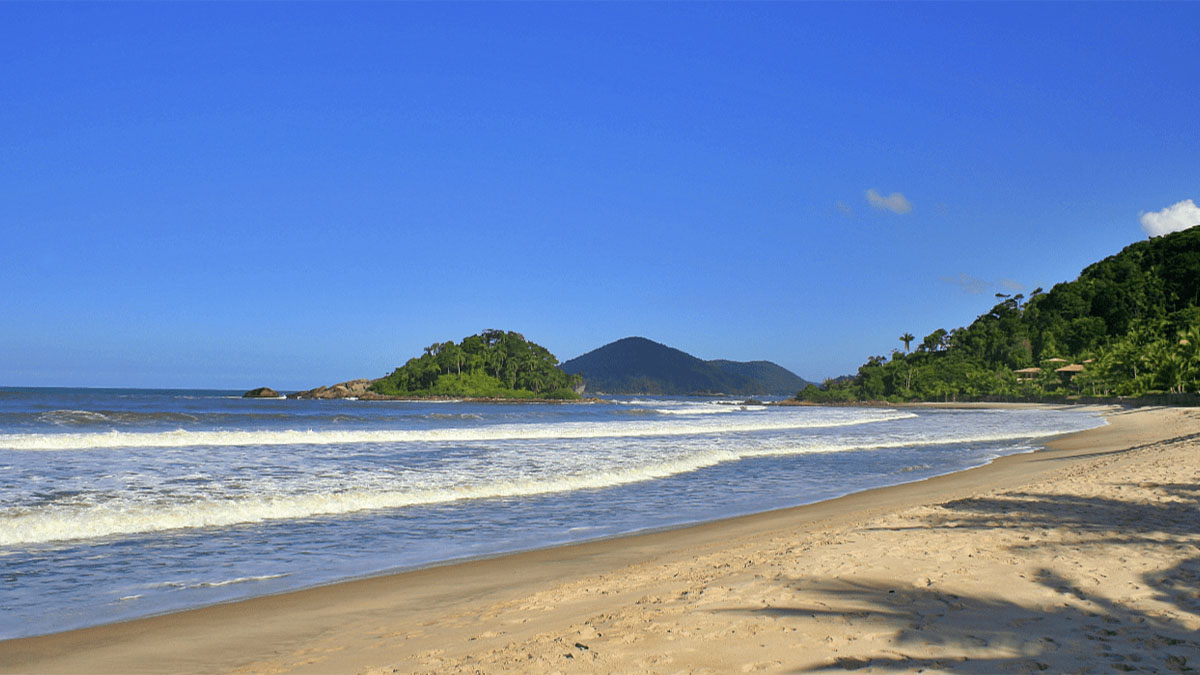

[0,423,1083,547]
[0,410,918,451]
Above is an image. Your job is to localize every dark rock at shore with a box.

[288,378,603,402]
[242,387,281,398]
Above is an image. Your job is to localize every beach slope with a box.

[2,405,1198,673]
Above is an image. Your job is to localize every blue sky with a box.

[2,2,1198,389]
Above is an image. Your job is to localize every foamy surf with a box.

[0,408,916,451]
[0,423,1084,547]
[0,388,1106,643]
[0,453,721,545]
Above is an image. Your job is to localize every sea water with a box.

[0,387,1104,639]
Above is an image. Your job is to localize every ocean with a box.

[0,387,1105,640]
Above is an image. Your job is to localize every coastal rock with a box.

[242,387,281,398]
[290,379,375,399]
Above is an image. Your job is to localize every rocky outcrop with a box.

[242,387,281,398]
[290,379,375,400]
[288,377,597,402]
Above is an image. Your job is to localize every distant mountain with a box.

[708,360,813,396]
[560,337,811,396]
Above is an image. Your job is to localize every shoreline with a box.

[3,404,1198,672]
[0,404,1095,640]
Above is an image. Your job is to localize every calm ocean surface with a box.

[0,387,1105,639]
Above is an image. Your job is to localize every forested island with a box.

[286,333,807,400]
[799,226,1200,403]
[368,329,583,399]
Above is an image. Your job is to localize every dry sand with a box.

[3,404,1199,673]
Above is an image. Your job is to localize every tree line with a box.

[370,329,582,399]
[799,226,1200,403]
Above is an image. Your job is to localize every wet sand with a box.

[3,404,1198,673]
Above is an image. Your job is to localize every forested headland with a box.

[799,226,1200,403]
[370,330,583,399]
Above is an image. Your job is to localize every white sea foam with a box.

[192,573,291,588]
[0,422,1084,547]
[612,399,761,415]
[0,409,917,451]
[0,450,734,545]
[35,409,202,426]
[655,404,762,415]
[0,390,1108,645]
[38,410,111,424]
[144,573,292,590]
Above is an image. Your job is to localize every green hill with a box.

[370,329,582,399]
[561,337,810,396]
[801,225,1200,402]
[708,360,814,395]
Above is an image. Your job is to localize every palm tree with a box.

[900,333,915,353]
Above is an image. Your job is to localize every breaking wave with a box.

[0,425,1070,546]
[0,409,917,451]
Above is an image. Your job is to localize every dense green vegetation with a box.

[708,359,813,395]
[799,226,1200,403]
[370,330,582,399]
[561,337,810,395]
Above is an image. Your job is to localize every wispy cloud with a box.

[1140,199,1200,237]
[942,273,990,295]
[942,273,1025,296]
[836,200,853,217]
[865,189,912,214]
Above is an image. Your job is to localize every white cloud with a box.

[1140,199,1200,237]
[865,189,912,214]
[941,273,990,295]
[836,200,853,217]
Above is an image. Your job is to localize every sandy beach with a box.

[3,404,1199,674]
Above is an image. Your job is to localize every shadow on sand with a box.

[719,479,1200,672]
